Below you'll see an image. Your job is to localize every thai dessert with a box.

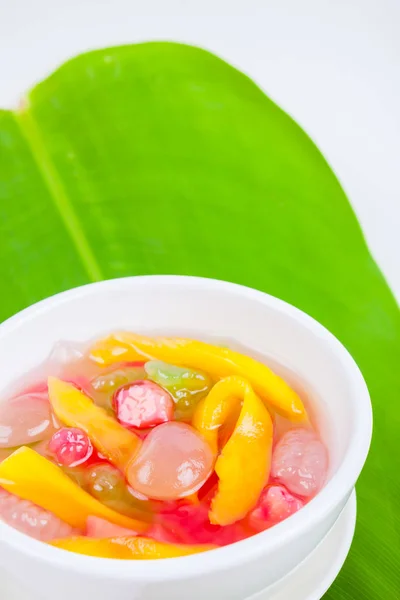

[0,333,328,559]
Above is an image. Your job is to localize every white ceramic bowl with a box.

[0,276,372,600]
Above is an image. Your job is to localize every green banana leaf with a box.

[0,42,399,598]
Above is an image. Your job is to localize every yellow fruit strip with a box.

[89,333,308,423]
[51,536,216,559]
[193,376,273,526]
[0,447,148,532]
[48,377,141,472]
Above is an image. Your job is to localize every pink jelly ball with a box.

[0,392,55,449]
[0,488,76,541]
[271,428,328,498]
[114,380,174,430]
[249,485,304,531]
[49,427,93,467]
[126,422,215,500]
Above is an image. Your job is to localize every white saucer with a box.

[0,492,356,600]
[248,491,357,600]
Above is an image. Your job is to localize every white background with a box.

[0,0,399,300]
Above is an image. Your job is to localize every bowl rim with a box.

[0,275,373,579]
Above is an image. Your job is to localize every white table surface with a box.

[0,0,399,300]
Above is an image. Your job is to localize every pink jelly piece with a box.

[0,392,55,449]
[49,427,93,467]
[126,421,215,500]
[249,485,304,531]
[66,376,91,393]
[20,381,48,395]
[198,470,219,503]
[0,488,76,541]
[147,523,183,544]
[113,380,174,430]
[159,501,248,546]
[271,429,328,498]
[86,516,138,538]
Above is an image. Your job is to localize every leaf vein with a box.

[14,107,104,282]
